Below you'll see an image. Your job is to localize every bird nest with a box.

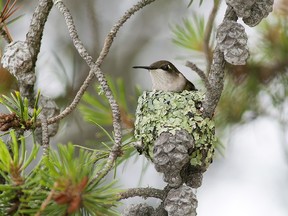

[134,90,215,170]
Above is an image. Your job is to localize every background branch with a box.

[203,0,222,72]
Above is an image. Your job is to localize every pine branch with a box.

[25,0,53,59]
[118,187,166,201]
[0,0,21,43]
[202,5,238,118]
[23,0,53,102]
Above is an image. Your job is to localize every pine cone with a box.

[217,20,249,65]
[122,203,155,216]
[226,0,274,27]
[1,41,35,85]
[243,0,274,27]
[164,185,197,216]
[153,131,194,187]
[226,0,256,18]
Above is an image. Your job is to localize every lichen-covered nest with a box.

[134,90,215,170]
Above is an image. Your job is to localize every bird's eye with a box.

[161,64,170,71]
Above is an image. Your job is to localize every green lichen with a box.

[134,90,215,170]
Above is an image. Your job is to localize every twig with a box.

[41,117,49,156]
[46,0,106,124]
[49,0,156,124]
[91,0,157,182]
[186,61,211,91]
[50,0,157,183]
[35,186,56,216]
[0,27,11,43]
[203,0,222,72]
[0,0,20,43]
[118,187,166,201]
[95,0,156,66]
[53,0,93,66]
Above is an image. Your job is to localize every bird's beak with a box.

[133,66,152,70]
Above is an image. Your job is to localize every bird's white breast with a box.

[149,69,186,92]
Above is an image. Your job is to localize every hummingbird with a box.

[133,60,197,92]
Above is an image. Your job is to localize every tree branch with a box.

[202,5,237,118]
[26,0,53,58]
[22,0,54,101]
[118,187,166,201]
[202,45,225,118]
[52,0,93,66]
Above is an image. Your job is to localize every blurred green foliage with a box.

[172,15,208,52]
[79,77,142,173]
[79,78,140,129]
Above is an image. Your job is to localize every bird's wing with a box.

[185,80,197,91]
